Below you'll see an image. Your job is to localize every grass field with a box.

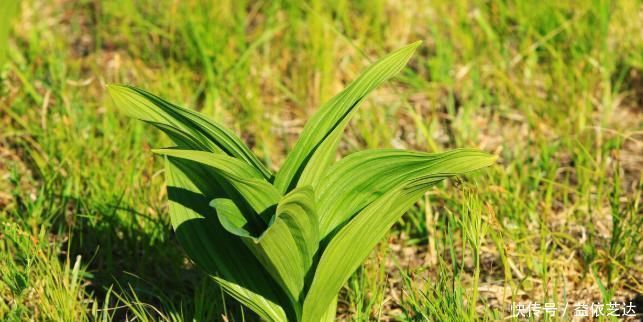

[1,0,642,321]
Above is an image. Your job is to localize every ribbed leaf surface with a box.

[316,149,496,239]
[274,186,318,275]
[164,158,290,321]
[108,85,272,179]
[154,149,279,230]
[211,187,317,318]
[302,151,496,320]
[273,41,421,193]
[213,277,287,322]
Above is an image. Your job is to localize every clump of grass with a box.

[108,42,495,321]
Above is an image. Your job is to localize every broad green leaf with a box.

[274,186,318,273]
[108,84,272,179]
[213,277,287,322]
[317,296,337,322]
[302,151,496,320]
[154,148,267,181]
[145,121,204,149]
[164,158,291,321]
[274,41,422,193]
[296,129,343,190]
[153,149,280,230]
[211,186,318,317]
[316,149,497,239]
[211,198,257,239]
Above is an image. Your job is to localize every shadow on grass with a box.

[63,195,228,321]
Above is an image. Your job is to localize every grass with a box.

[1,0,641,321]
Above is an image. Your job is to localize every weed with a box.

[108,42,494,321]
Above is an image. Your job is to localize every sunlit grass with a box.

[1,0,641,321]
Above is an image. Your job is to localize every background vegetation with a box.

[1,0,641,321]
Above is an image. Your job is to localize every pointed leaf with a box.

[108,84,272,179]
[274,41,422,193]
[316,149,497,239]
[302,151,495,319]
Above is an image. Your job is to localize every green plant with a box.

[107,42,495,321]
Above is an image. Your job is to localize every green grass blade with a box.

[316,149,497,239]
[302,151,495,320]
[273,41,421,193]
[165,158,291,321]
[108,84,272,180]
